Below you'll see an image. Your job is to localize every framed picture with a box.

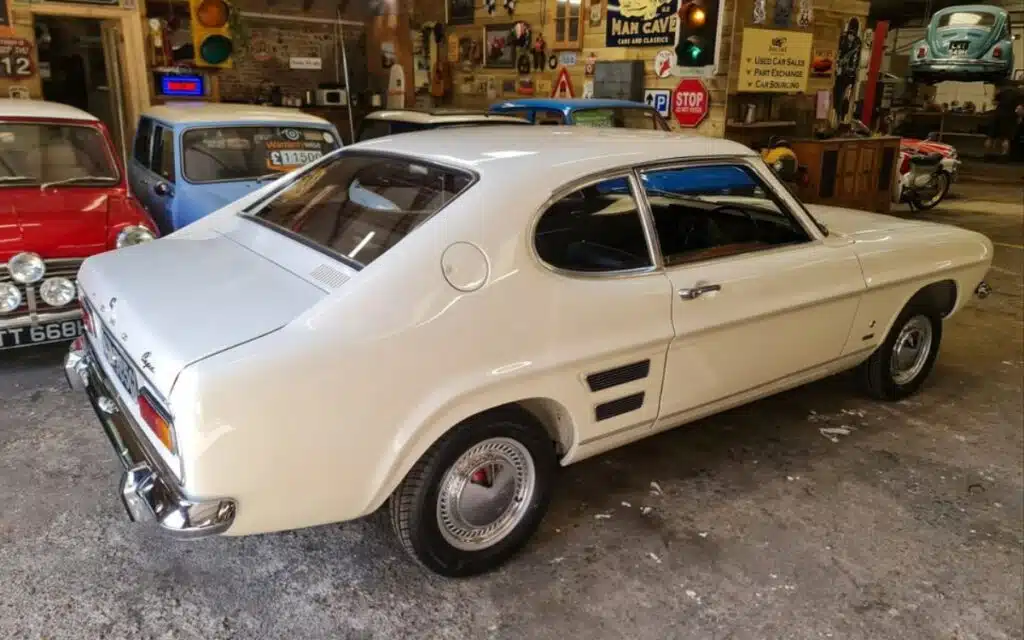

[449,0,475,25]
[483,24,515,68]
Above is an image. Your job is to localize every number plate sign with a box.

[269,149,324,167]
[102,331,139,399]
[0,320,83,349]
[0,37,35,78]
[671,77,709,128]
[949,41,969,57]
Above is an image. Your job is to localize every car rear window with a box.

[247,152,473,269]
[182,125,340,183]
[938,11,995,28]
[572,108,666,130]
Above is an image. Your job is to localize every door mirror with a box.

[153,182,172,197]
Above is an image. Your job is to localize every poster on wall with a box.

[0,37,34,78]
[449,0,475,25]
[484,24,516,68]
[832,18,862,123]
[736,28,812,93]
[606,0,678,48]
[810,48,835,78]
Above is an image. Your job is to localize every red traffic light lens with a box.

[196,0,229,28]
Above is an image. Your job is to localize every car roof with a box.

[934,4,1004,16]
[364,110,529,125]
[0,99,100,122]
[353,126,755,189]
[491,98,654,111]
[141,101,333,126]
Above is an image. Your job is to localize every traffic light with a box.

[190,0,233,68]
[676,0,720,68]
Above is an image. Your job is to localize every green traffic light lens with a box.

[200,34,233,64]
[690,47,702,60]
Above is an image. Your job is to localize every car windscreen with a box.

[182,125,340,183]
[0,122,118,187]
[572,108,666,130]
[938,11,995,28]
[246,152,473,269]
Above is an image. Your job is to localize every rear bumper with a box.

[64,336,236,539]
[911,59,1009,74]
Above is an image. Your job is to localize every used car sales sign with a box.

[737,28,812,93]
[0,37,34,78]
[606,0,679,47]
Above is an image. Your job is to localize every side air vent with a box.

[586,360,650,392]
[309,264,350,289]
[595,392,645,421]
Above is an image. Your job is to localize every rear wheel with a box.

[859,301,943,401]
[911,171,950,210]
[388,407,556,577]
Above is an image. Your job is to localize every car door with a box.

[530,173,676,461]
[144,123,177,233]
[127,116,154,209]
[639,160,866,430]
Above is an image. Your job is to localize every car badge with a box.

[120,333,128,342]
[141,352,155,373]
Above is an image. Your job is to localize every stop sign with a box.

[672,78,709,128]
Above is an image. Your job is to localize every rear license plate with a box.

[101,331,139,399]
[0,320,83,350]
[949,41,970,56]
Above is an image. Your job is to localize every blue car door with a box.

[143,123,177,234]
[127,117,155,212]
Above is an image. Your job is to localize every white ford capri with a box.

[64,127,993,576]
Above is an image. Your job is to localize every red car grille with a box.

[1,258,84,318]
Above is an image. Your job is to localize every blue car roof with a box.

[491,98,652,111]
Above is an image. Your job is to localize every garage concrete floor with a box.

[1,183,1021,640]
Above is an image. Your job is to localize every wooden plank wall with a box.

[433,0,737,137]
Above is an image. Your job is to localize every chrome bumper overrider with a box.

[64,337,236,538]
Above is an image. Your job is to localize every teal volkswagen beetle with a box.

[910,5,1014,84]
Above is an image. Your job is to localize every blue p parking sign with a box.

[644,89,671,119]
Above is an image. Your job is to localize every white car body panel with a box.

[73,127,993,536]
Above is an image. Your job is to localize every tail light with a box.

[917,47,926,59]
[80,298,96,336]
[992,47,1002,59]
[138,391,176,454]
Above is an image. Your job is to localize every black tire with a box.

[388,406,556,577]
[911,171,950,210]
[859,300,943,401]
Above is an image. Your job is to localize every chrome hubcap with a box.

[436,437,536,551]
[890,315,933,385]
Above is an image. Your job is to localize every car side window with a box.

[150,125,175,182]
[133,118,153,168]
[534,176,653,273]
[535,109,566,125]
[639,164,811,267]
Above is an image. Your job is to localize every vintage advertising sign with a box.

[737,28,812,93]
[606,0,678,48]
[0,37,33,78]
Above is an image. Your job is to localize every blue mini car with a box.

[489,98,672,129]
[128,103,341,233]
[910,5,1014,84]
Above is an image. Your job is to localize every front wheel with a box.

[911,171,950,210]
[859,301,943,401]
[388,407,556,577]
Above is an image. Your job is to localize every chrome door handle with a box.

[678,284,721,300]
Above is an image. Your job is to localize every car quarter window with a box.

[150,125,175,182]
[133,117,154,168]
[534,176,653,273]
[639,164,811,267]
[357,120,393,141]
[535,110,566,125]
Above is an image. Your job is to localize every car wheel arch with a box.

[876,278,958,346]
[367,395,577,514]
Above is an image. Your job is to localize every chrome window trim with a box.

[527,169,661,280]
[630,156,824,272]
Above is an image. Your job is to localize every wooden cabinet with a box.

[790,137,901,214]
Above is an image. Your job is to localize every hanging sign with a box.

[606,0,678,47]
[552,66,574,98]
[0,37,33,78]
[671,77,708,127]
[653,49,675,77]
[644,88,671,118]
[737,28,812,93]
[289,57,323,70]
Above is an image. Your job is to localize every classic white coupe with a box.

[64,127,992,576]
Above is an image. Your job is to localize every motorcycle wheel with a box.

[911,171,950,210]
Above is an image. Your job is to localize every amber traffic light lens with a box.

[689,7,707,27]
[196,0,229,28]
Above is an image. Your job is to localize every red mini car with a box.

[1,99,157,350]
